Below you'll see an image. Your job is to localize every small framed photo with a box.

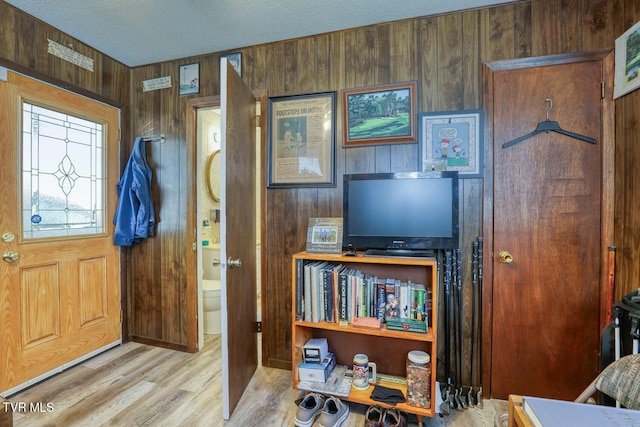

[342,81,417,147]
[179,62,199,96]
[267,91,336,188]
[614,20,640,99]
[306,218,343,254]
[419,109,484,178]
[220,52,242,77]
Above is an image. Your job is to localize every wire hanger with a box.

[502,98,597,149]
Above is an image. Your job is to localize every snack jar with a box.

[406,350,431,408]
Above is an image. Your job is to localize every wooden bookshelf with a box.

[291,251,438,424]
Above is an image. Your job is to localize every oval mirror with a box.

[205,150,221,202]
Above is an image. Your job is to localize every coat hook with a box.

[544,98,553,120]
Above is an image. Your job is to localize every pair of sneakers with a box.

[294,393,350,427]
[364,405,407,427]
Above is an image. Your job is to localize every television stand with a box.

[363,249,436,258]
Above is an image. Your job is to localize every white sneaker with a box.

[317,396,349,427]
[294,393,325,427]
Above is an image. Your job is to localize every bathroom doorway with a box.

[196,102,263,351]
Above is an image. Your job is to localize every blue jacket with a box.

[113,137,156,246]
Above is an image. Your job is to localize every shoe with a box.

[382,408,407,427]
[294,393,325,427]
[317,396,350,427]
[364,405,383,427]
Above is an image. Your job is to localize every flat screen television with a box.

[343,171,459,255]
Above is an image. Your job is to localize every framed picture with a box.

[220,52,242,77]
[306,217,343,253]
[267,91,336,188]
[342,81,417,147]
[614,20,640,99]
[419,109,484,178]
[179,62,199,96]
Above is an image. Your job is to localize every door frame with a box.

[481,49,615,397]
[185,91,267,353]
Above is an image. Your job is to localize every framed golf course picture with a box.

[342,81,417,147]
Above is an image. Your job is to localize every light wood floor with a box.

[8,335,507,426]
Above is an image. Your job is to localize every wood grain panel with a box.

[15,10,36,69]
[532,0,562,55]
[0,3,16,60]
[560,0,583,52]
[79,257,108,327]
[21,263,61,349]
[419,17,438,111]
[582,0,615,50]
[437,13,464,111]
[514,2,533,58]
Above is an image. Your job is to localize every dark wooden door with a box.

[220,59,258,419]
[484,52,614,400]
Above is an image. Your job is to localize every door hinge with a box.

[256,321,262,333]
[601,81,605,99]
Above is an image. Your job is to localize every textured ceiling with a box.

[5,0,518,67]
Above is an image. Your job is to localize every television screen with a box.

[343,171,459,254]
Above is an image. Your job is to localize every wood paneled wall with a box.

[4,0,640,390]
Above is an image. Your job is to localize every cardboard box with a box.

[302,338,328,363]
[298,353,336,383]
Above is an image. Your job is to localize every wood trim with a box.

[0,57,125,108]
[599,50,615,331]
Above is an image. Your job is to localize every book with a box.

[522,395,640,427]
[303,262,313,321]
[295,258,304,321]
[384,278,399,321]
[310,261,328,322]
[376,278,386,322]
[338,268,350,325]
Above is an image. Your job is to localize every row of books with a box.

[294,260,432,326]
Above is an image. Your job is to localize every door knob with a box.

[3,251,20,263]
[498,251,513,264]
[228,257,242,268]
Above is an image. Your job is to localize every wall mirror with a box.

[205,150,221,202]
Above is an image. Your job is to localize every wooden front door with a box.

[483,51,614,400]
[219,59,258,419]
[0,71,121,394]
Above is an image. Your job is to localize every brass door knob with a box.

[498,251,513,264]
[3,251,20,263]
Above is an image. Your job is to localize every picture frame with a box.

[179,62,199,96]
[419,109,484,178]
[342,81,417,147]
[614,20,640,99]
[267,91,336,188]
[220,52,242,77]
[306,217,343,254]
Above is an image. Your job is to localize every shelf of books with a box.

[291,251,439,421]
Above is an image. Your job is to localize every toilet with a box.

[202,246,222,335]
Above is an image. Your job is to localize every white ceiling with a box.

[6,0,518,67]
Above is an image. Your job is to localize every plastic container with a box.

[406,350,431,408]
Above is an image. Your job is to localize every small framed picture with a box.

[614,20,640,99]
[306,218,343,254]
[419,109,484,178]
[342,81,417,147]
[220,52,242,77]
[179,62,200,96]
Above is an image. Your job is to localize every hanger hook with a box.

[544,98,553,120]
